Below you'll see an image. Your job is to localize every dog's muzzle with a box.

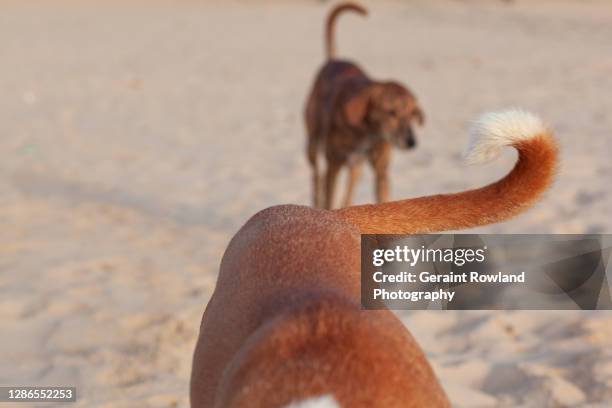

[405,137,417,149]
[389,130,417,149]
[403,129,417,149]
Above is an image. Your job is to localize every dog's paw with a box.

[465,109,549,164]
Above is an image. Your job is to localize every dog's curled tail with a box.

[336,109,558,234]
[325,2,368,60]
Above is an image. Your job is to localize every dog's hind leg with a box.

[324,160,342,210]
[307,138,323,208]
[343,160,364,207]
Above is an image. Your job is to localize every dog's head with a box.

[344,81,425,149]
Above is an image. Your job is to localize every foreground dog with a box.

[305,3,425,209]
[191,110,558,407]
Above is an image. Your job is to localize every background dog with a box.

[305,2,425,209]
[190,110,558,407]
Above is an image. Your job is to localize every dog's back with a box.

[213,290,449,407]
[305,60,369,142]
[191,205,449,407]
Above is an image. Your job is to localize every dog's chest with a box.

[348,134,380,163]
[326,130,380,163]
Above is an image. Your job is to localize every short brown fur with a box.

[191,206,450,408]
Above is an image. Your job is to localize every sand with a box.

[1,0,611,406]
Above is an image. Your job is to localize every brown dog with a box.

[190,110,558,407]
[305,3,425,209]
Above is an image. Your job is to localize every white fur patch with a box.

[465,109,547,164]
[283,394,341,408]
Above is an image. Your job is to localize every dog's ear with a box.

[414,106,425,126]
[344,90,371,127]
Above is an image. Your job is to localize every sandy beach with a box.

[1,0,612,406]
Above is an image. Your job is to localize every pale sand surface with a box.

[1,1,612,406]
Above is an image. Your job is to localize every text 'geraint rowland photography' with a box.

[361,235,612,310]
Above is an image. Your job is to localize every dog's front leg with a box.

[370,143,391,203]
[307,139,323,208]
[343,160,364,207]
[374,169,390,203]
[324,161,342,209]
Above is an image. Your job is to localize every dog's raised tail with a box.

[325,2,368,60]
[336,109,558,234]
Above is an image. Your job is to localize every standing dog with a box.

[190,110,558,407]
[305,2,425,209]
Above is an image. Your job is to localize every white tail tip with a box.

[465,109,548,164]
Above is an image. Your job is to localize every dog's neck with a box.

[213,294,442,407]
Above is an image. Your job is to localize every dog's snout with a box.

[405,130,417,149]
